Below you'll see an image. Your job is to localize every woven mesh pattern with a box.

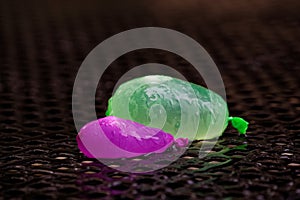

[0,1,299,199]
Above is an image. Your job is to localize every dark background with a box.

[0,0,299,199]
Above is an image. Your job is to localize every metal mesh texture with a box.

[0,1,299,199]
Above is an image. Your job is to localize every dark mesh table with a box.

[0,1,299,199]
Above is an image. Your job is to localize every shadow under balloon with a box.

[77,138,248,184]
[82,142,189,174]
[76,140,248,197]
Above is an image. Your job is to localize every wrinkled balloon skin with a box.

[77,116,177,159]
[106,75,229,140]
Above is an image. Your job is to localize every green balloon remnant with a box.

[106,75,248,140]
[228,117,249,135]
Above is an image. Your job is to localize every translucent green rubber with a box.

[106,75,248,140]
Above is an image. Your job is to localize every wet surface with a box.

[0,0,300,199]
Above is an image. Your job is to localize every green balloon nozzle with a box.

[228,116,249,135]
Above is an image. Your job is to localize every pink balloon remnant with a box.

[77,116,188,159]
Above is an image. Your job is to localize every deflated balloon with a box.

[106,75,248,140]
[77,116,188,159]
